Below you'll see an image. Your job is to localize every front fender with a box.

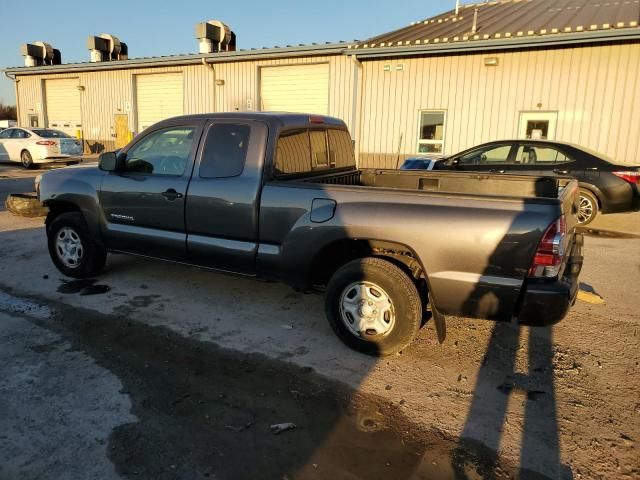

[40,168,104,242]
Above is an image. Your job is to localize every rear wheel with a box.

[325,257,422,356]
[21,150,35,169]
[577,189,599,225]
[47,212,107,278]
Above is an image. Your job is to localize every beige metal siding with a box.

[260,64,329,114]
[44,78,81,135]
[357,42,640,167]
[135,73,184,131]
[14,55,353,153]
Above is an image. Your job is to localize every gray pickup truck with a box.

[39,113,584,355]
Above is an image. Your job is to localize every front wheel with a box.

[577,189,599,225]
[21,150,35,169]
[47,212,107,278]
[325,257,422,356]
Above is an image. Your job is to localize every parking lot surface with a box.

[0,168,638,479]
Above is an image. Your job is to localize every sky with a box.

[0,0,451,105]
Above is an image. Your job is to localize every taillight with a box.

[529,216,566,278]
[36,140,56,146]
[612,171,640,184]
[309,115,325,124]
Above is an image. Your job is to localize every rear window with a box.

[33,129,71,138]
[275,128,354,177]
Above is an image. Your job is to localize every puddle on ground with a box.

[58,279,110,296]
[576,227,639,239]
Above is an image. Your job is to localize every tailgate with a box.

[59,138,83,155]
[557,178,581,272]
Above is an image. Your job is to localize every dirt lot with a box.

[0,183,638,479]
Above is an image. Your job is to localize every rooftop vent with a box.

[87,34,128,62]
[21,42,62,67]
[195,20,236,53]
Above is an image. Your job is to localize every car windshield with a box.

[33,129,71,138]
[400,159,431,170]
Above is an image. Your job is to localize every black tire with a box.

[21,150,36,169]
[325,257,422,356]
[577,189,599,226]
[4,192,49,218]
[47,212,107,278]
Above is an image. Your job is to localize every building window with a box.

[417,110,446,154]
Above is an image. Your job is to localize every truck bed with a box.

[299,168,565,200]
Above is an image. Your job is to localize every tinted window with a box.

[125,126,196,175]
[275,128,354,176]
[33,129,71,138]
[0,129,13,139]
[310,130,329,168]
[459,145,512,165]
[199,124,250,178]
[275,130,311,175]
[515,145,572,164]
[328,129,355,169]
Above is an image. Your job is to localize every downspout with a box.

[201,57,217,112]
[350,54,362,166]
[4,71,20,126]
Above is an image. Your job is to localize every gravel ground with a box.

[0,203,638,479]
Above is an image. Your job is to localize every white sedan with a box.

[0,127,83,169]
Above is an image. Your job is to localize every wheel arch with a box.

[309,238,429,290]
[577,183,603,209]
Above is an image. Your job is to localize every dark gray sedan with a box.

[401,140,640,225]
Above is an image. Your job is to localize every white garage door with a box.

[260,64,329,115]
[135,73,184,132]
[45,78,82,136]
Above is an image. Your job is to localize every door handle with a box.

[553,169,570,175]
[162,189,183,201]
[490,169,505,174]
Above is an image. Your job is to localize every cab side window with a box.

[459,145,512,165]
[199,124,250,178]
[515,145,572,164]
[124,126,196,175]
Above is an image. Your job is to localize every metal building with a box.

[4,0,640,166]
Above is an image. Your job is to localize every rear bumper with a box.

[517,234,584,326]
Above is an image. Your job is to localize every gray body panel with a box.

[39,113,578,324]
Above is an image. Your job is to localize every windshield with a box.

[400,159,432,170]
[33,129,71,138]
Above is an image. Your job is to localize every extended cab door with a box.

[98,121,204,260]
[185,120,268,274]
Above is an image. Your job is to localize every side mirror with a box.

[99,151,119,171]
[449,158,460,167]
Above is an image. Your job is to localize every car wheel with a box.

[47,212,107,278]
[21,150,35,169]
[325,257,422,356]
[577,189,599,225]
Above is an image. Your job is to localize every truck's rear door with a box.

[185,120,268,274]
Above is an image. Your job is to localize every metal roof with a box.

[350,0,640,51]
[3,42,350,75]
